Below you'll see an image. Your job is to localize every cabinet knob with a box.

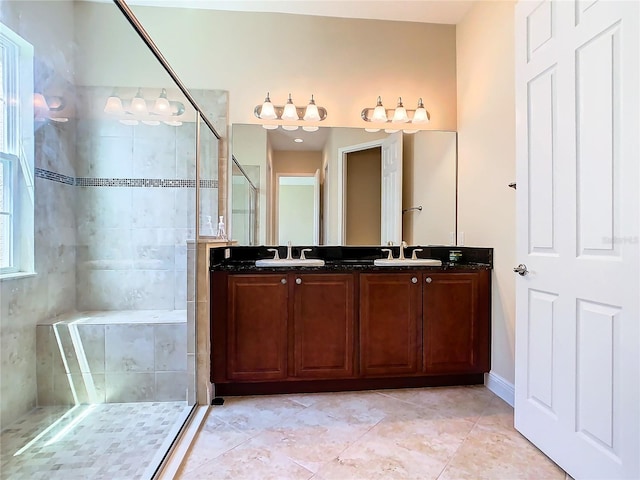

[411,277,418,284]
[295,278,302,285]
[425,277,432,284]
[281,278,287,285]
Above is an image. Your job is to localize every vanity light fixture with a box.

[103,93,123,114]
[362,96,431,134]
[153,88,171,114]
[103,88,186,127]
[34,93,68,123]
[129,88,148,114]
[255,92,327,131]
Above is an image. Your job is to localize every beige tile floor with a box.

[176,386,568,480]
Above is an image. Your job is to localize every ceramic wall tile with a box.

[133,244,175,270]
[176,127,197,180]
[186,300,196,354]
[154,324,187,372]
[105,324,155,373]
[131,188,175,229]
[105,372,155,403]
[155,371,188,402]
[90,135,134,178]
[133,135,177,179]
[75,324,106,374]
[174,270,187,309]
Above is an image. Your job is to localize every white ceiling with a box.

[125,0,476,25]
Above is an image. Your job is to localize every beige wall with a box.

[456,0,516,386]
[122,7,458,131]
[346,148,381,245]
[232,124,268,244]
[403,131,457,246]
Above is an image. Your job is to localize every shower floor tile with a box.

[0,401,189,480]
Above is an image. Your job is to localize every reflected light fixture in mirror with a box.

[362,96,430,134]
[130,88,147,114]
[153,88,171,114]
[34,93,68,123]
[104,93,123,114]
[103,88,185,127]
[255,92,327,131]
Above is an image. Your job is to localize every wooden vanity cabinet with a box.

[212,267,491,394]
[213,271,356,384]
[422,271,491,375]
[359,273,422,376]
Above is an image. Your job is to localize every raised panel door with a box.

[226,274,289,381]
[293,273,355,378]
[360,273,421,376]
[423,271,490,374]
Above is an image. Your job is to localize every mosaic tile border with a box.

[34,168,74,186]
[35,168,218,188]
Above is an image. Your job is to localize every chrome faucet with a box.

[300,248,312,260]
[286,241,293,260]
[399,241,408,260]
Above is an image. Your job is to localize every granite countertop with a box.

[210,245,493,273]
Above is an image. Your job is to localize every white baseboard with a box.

[485,371,515,407]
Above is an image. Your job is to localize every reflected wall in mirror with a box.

[231,124,457,246]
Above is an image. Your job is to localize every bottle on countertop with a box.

[204,215,215,236]
[217,215,227,240]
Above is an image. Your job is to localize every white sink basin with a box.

[374,258,442,267]
[255,258,325,267]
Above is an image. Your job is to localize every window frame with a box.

[0,22,34,277]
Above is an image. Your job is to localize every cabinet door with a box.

[226,274,289,381]
[360,273,422,376]
[293,273,355,378]
[423,271,490,374]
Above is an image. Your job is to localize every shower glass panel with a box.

[232,157,258,245]
[199,115,220,237]
[0,0,212,478]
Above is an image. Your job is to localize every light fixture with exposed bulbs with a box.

[361,96,431,134]
[103,88,186,127]
[254,92,327,131]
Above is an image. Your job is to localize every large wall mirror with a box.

[231,124,457,246]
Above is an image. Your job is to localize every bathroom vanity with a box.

[210,245,492,396]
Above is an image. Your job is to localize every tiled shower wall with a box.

[73,86,223,311]
[74,121,196,310]
[1,84,227,427]
[0,119,78,430]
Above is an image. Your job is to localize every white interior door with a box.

[515,1,639,479]
[381,131,402,245]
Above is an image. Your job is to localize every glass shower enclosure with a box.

[0,0,221,477]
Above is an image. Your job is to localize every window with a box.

[0,22,34,276]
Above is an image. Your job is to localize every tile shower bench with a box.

[36,310,187,404]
